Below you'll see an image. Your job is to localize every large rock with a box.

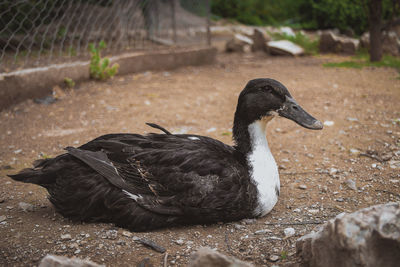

[189,247,254,267]
[361,31,399,56]
[39,255,103,267]
[226,33,253,53]
[296,202,400,267]
[267,40,304,56]
[319,31,359,54]
[251,28,271,52]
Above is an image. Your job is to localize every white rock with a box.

[0,215,6,222]
[19,202,34,212]
[189,247,254,267]
[60,234,72,240]
[284,227,295,238]
[39,254,103,267]
[389,160,400,169]
[299,184,307,190]
[175,239,184,245]
[267,40,304,56]
[296,202,400,267]
[349,148,360,155]
[345,179,357,190]
[324,121,334,126]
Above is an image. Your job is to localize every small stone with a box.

[345,179,357,190]
[324,121,334,126]
[60,234,71,240]
[206,127,216,133]
[293,208,301,213]
[269,255,280,262]
[19,202,34,212]
[241,218,257,225]
[175,239,184,245]
[389,160,400,169]
[336,198,344,202]
[308,209,319,214]
[0,215,6,222]
[74,249,81,254]
[349,148,360,155]
[329,168,338,175]
[255,229,270,235]
[122,231,132,237]
[284,227,295,238]
[299,184,307,190]
[347,117,359,122]
[234,224,245,230]
[13,149,22,154]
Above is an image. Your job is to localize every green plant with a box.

[64,77,75,88]
[271,31,319,55]
[281,250,288,260]
[323,52,400,78]
[88,40,119,80]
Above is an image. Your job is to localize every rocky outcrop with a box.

[296,202,400,267]
[319,31,359,54]
[189,247,254,267]
[39,255,103,267]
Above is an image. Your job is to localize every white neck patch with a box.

[247,118,280,217]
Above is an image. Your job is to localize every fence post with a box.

[206,0,211,46]
[171,0,177,44]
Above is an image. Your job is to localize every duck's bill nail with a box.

[278,96,323,130]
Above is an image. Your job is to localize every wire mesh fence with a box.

[0,0,210,73]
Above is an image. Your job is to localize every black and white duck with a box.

[9,78,322,231]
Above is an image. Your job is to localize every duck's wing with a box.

[72,132,246,218]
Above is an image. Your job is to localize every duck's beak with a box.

[278,96,323,130]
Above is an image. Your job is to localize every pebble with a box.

[269,255,280,262]
[122,231,132,237]
[283,227,295,238]
[308,209,319,214]
[234,224,245,230]
[255,229,270,235]
[293,208,301,213]
[347,117,359,122]
[0,215,6,222]
[298,184,307,190]
[324,121,334,126]
[349,148,360,155]
[345,179,357,190]
[336,198,344,202]
[241,218,257,225]
[60,234,72,240]
[206,127,216,133]
[389,160,400,169]
[175,239,184,245]
[18,202,34,212]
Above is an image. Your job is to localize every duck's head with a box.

[235,78,323,130]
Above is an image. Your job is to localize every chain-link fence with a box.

[0,0,211,73]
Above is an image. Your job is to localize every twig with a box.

[281,171,319,176]
[375,189,400,198]
[359,153,383,163]
[264,221,325,226]
[163,252,168,267]
[136,238,166,253]
[224,231,232,253]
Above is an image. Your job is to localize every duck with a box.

[9,78,322,231]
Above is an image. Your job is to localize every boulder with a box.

[360,31,400,56]
[189,247,254,267]
[267,40,304,56]
[226,33,253,53]
[296,202,400,267]
[39,255,103,267]
[251,28,271,52]
[319,31,359,54]
[280,26,296,37]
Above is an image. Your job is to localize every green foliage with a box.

[64,77,75,88]
[271,31,319,55]
[323,52,400,78]
[211,0,399,35]
[88,40,119,80]
[281,250,288,260]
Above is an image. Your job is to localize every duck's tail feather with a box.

[8,168,49,186]
[146,123,172,135]
[8,155,66,187]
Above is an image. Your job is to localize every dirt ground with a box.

[1,52,399,266]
